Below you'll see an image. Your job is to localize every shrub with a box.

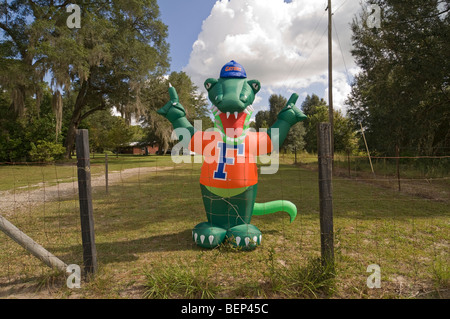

[29,140,65,162]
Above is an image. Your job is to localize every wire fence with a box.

[329,152,449,297]
[0,147,448,298]
[332,151,449,200]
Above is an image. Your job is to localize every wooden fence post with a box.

[76,129,98,276]
[360,122,375,177]
[317,123,334,267]
[0,214,67,271]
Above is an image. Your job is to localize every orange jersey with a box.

[189,131,273,189]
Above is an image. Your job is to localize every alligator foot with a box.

[192,222,227,248]
[226,224,262,251]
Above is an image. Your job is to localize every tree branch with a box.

[0,22,28,59]
[27,0,43,18]
[80,99,107,121]
[32,57,48,67]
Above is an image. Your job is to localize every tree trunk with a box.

[64,81,89,159]
[65,121,78,159]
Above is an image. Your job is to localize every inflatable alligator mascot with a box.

[157,60,307,250]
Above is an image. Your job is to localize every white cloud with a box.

[184,0,360,112]
[324,71,352,114]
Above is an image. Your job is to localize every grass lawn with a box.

[0,155,448,299]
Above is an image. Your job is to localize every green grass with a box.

[142,258,219,299]
[0,155,448,299]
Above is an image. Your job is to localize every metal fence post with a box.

[105,153,109,194]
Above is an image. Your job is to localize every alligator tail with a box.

[253,200,297,223]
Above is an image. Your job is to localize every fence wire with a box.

[0,152,448,298]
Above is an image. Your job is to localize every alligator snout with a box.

[204,78,261,113]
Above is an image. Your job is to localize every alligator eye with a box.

[247,80,261,94]
[204,78,218,91]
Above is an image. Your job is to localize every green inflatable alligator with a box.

[158,60,307,250]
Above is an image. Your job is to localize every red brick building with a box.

[121,142,159,155]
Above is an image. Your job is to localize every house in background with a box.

[120,142,159,155]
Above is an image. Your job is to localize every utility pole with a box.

[327,0,334,162]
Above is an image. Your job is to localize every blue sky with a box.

[156,0,362,117]
[158,0,217,73]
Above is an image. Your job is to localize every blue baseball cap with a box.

[220,60,247,78]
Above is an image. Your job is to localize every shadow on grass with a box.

[56,227,285,265]
[56,228,199,264]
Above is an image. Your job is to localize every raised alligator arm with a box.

[157,84,196,142]
[267,93,307,148]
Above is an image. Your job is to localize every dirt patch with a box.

[0,166,174,216]
[298,162,449,203]
[0,280,56,299]
[334,169,449,203]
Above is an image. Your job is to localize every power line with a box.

[333,18,352,84]
[280,8,327,87]
[294,25,328,80]
[333,0,348,14]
